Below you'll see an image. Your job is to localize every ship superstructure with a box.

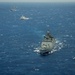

[39,31,55,55]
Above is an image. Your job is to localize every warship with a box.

[38,31,56,55]
[20,15,29,20]
[10,7,17,11]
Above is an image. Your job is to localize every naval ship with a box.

[20,15,29,20]
[38,31,55,55]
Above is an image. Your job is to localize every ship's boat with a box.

[39,31,56,55]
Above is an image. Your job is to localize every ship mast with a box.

[43,31,53,42]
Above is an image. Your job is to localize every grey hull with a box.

[39,38,56,55]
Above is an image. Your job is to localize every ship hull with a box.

[39,38,55,55]
[39,49,51,55]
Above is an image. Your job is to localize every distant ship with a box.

[20,15,29,20]
[38,31,56,55]
[10,7,17,11]
[11,8,17,11]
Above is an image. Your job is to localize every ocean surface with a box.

[0,2,75,75]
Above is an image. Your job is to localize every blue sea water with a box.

[0,2,75,75]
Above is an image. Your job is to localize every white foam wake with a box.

[50,39,63,54]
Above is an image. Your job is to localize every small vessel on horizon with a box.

[36,31,56,55]
[10,7,17,11]
[20,15,29,20]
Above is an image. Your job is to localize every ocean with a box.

[0,2,75,75]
